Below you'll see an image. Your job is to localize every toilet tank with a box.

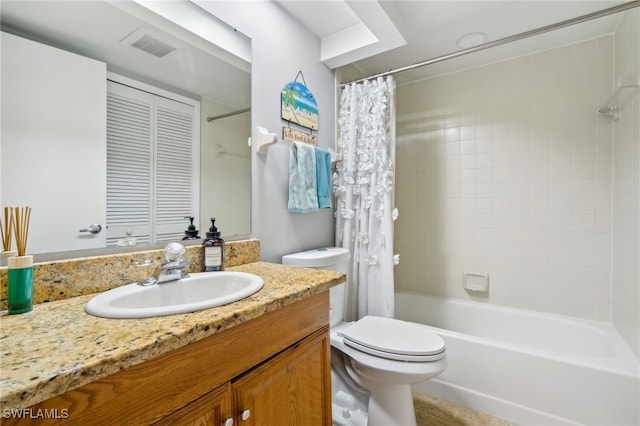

[282,247,349,327]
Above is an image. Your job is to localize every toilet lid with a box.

[340,316,445,361]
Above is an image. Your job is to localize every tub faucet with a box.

[138,243,190,286]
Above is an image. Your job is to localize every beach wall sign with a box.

[283,127,318,145]
[281,71,319,132]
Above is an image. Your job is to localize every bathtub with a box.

[394,291,640,426]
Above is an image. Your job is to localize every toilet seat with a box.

[340,316,445,362]
[331,323,447,384]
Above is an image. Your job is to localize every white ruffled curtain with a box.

[334,76,397,321]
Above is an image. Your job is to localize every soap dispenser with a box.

[202,217,224,271]
[182,216,200,240]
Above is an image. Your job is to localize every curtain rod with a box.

[340,0,640,87]
[206,107,251,122]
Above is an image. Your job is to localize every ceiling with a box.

[0,0,251,110]
[275,0,635,85]
[2,1,635,97]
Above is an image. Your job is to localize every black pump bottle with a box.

[202,217,224,271]
[182,216,200,240]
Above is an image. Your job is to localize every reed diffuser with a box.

[7,206,33,314]
[1,207,17,260]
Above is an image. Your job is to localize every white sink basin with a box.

[85,271,264,319]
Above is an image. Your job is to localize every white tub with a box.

[395,291,640,426]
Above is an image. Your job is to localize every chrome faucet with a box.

[138,242,190,286]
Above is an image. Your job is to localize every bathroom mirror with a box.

[0,0,251,260]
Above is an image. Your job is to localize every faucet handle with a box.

[163,259,189,270]
[165,242,186,262]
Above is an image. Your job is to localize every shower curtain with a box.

[334,76,397,321]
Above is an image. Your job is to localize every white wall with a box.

[611,8,640,357]
[196,1,336,262]
[200,98,251,239]
[395,35,616,321]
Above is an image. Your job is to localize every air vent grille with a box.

[122,28,178,59]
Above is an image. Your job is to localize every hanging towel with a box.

[315,146,332,209]
[288,142,319,213]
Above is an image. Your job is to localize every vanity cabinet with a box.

[231,328,330,425]
[155,328,330,426]
[153,383,233,426]
[17,292,331,426]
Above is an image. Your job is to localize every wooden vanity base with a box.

[11,291,331,425]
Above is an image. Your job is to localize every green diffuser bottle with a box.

[8,255,33,314]
[6,206,33,315]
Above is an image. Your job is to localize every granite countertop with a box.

[0,261,345,410]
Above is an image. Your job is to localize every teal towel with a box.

[288,142,318,213]
[315,146,332,209]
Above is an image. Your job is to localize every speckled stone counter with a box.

[0,261,345,410]
[0,239,261,310]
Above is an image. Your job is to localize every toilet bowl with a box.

[283,247,447,426]
[332,318,446,426]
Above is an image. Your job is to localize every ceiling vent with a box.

[121,28,179,59]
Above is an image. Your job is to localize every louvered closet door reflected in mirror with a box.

[106,80,198,247]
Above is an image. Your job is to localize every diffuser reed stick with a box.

[12,206,31,256]
[1,207,13,251]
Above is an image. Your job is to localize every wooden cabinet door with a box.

[232,328,331,426]
[153,382,233,426]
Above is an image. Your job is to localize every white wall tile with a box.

[395,34,619,322]
[610,9,640,356]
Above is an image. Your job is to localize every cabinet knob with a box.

[240,409,251,421]
[223,418,233,426]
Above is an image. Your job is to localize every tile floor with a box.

[413,391,515,426]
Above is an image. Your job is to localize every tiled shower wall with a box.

[612,8,639,357]
[395,35,616,321]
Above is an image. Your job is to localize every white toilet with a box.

[283,247,447,426]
